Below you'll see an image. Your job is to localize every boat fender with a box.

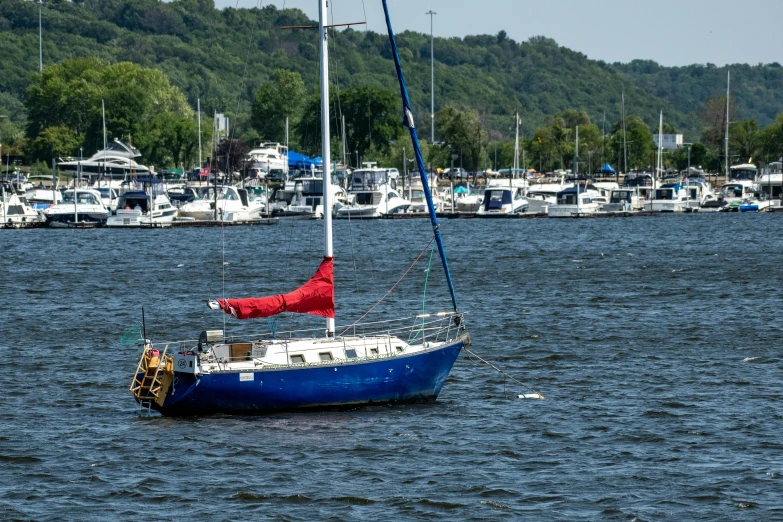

[518,393,544,400]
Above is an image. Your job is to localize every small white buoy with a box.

[518,393,544,400]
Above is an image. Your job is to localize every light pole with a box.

[683,142,693,208]
[426,10,436,144]
[0,116,6,181]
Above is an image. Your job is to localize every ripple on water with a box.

[2,216,783,519]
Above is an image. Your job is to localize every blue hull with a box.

[150,341,463,416]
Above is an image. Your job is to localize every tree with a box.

[700,94,737,170]
[435,107,486,172]
[26,126,83,162]
[213,139,250,178]
[731,119,760,163]
[296,86,400,160]
[250,69,306,143]
[760,114,783,162]
[607,115,654,170]
[24,58,192,162]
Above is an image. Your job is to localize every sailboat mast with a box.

[38,2,43,73]
[319,0,334,336]
[575,125,579,215]
[102,99,107,200]
[381,0,458,312]
[512,113,519,190]
[725,70,730,183]
[197,99,202,169]
[622,92,628,174]
[657,111,663,190]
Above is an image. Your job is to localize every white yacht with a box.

[405,173,443,213]
[526,180,573,213]
[246,142,288,174]
[648,183,689,212]
[282,175,347,219]
[547,185,606,217]
[336,168,410,218]
[602,188,644,212]
[1,181,41,226]
[107,178,177,227]
[476,187,528,215]
[42,189,109,227]
[24,176,62,209]
[755,161,781,206]
[178,185,263,222]
[683,176,716,209]
[59,140,152,186]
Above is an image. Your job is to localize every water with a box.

[1,214,782,520]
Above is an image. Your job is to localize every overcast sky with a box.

[212,0,783,66]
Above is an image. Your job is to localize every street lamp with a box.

[0,116,6,181]
[426,10,436,144]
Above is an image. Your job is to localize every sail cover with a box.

[218,257,334,319]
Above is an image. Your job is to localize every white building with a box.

[653,134,684,150]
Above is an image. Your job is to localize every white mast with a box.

[102,99,108,202]
[622,91,628,174]
[426,10,436,144]
[512,112,519,190]
[725,70,730,183]
[197,99,202,169]
[319,0,334,336]
[341,114,347,170]
[38,2,43,73]
[657,111,663,190]
[575,125,580,216]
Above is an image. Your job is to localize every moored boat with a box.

[129,0,468,416]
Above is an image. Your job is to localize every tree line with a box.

[8,60,783,179]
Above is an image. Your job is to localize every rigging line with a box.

[339,236,434,336]
[221,0,264,336]
[328,0,344,129]
[462,347,545,399]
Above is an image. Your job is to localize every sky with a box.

[212,0,783,66]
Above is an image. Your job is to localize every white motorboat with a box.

[24,176,62,210]
[757,161,782,202]
[547,185,606,217]
[526,180,573,214]
[42,188,109,227]
[649,183,689,212]
[476,187,528,215]
[107,178,177,227]
[336,168,410,218]
[178,185,263,222]
[602,188,645,212]
[283,175,347,219]
[1,181,41,226]
[58,140,152,184]
[246,142,288,174]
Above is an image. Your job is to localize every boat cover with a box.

[218,257,334,319]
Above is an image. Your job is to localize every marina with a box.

[2,0,783,519]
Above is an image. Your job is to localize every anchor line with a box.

[339,237,435,336]
[462,347,545,399]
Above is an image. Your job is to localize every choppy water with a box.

[1,214,782,520]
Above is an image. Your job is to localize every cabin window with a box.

[396,347,404,353]
[319,352,333,361]
[290,354,305,364]
[370,348,379,355]
[345,348,357,358]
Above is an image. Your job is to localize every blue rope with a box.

[381,0,458,313]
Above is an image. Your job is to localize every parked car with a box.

[442,167,468,180]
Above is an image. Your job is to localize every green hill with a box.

[1,0,781,144]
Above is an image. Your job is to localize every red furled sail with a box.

[218,257,334,319]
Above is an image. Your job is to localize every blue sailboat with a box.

[129,0,469,416]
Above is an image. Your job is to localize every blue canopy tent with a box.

[288,151,318,170]
[599,163,616,174]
